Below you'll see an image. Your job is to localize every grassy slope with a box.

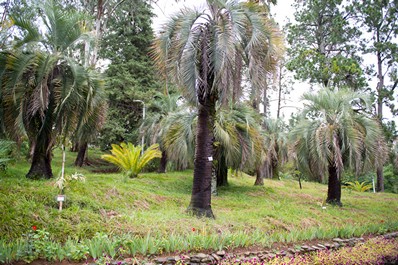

[1,148,398,250]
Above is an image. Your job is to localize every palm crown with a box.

[291,88,387,205]
[0,0,104,179]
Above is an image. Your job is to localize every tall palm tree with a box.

[291,89,387,206]
[153,0,283,218]
[0,0,104,179]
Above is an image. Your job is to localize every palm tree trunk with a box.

[74,142,88,167]
[26,129,53,179]
[216,153,228,187]
[255,166,264,186]
[158,150,167,173]
[188,102,215,218]
[326,164,342,206]
[376,166,384,192]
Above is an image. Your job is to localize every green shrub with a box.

[101,143,162,178]
[0,140,15,171]
[345,181,373,192]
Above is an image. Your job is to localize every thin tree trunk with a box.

[375,37,385,192]
[188,102,215,218]
[158,150,167,173]
[326,164,342,206]
[216,153,228,187]
[277,65,283,119]
[376,166,384,192]
[74,142,88,167]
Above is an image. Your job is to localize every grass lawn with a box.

[1,147,398,255]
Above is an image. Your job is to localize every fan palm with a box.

[291,88,387,206]
[255,118,288,185]
[0,0,103,179]
[153,0,283,218]
[162,104,264,185]
[139,93,181,172]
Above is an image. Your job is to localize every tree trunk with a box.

[376,166,384,192]
[74,142,88,167]
[216,154,228,187]
[326,164,342,206]
[375,42,385,192]
[26,131,53,179]
[70,142,79,152]
[188,103,215,218]
[158,150,167,173]
[255,166,264,186]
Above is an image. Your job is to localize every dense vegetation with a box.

[0,0,397,263]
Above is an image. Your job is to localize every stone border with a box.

[92,232,398,265]
[150,232,398,265]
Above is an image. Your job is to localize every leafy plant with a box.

[101,143,161,178]
[345,181,373,192]
[54,172,85,194]
[0,140,15,171]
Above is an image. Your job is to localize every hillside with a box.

[0,148,397,255]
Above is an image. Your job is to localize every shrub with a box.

[101,143,162,178]
[345,181,373,192]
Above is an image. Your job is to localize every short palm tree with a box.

[255,118,288,185]
[291,88,387,206]
[101,143,162,178]
[0,1,104,178]
[154,0,283,218]
[139,93,181,172]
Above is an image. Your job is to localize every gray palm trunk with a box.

[188,102,215,218]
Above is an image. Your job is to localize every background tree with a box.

[291,89,387,206]
[287,0,365,89]
[351,0,398,191]
[98,0,160,150]
[0,0,104,179]
[154,0,283,218]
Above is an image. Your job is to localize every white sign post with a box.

[56,195,66,211]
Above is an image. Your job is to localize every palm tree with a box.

[153,0,282,218]
[291,89,387,206]
[0,0,104,179]
[139,93,181,172]
[255,118,288,185]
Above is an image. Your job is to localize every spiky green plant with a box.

[101,143,162,178]
[345,181,373,192]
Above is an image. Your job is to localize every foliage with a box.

[344,181,373,192]
[286,0,365,89]
[350,0,398,118]
[0,0,105,179]
[1,147,398,249]
[54,172,85,194]
[101,143,162,178]
[291,88,387,181]
[384,164,398,194]
[97,0,159,150]
[268,237,398,265]
[0,140,15,170]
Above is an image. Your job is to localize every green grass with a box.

[1,147,398,255]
